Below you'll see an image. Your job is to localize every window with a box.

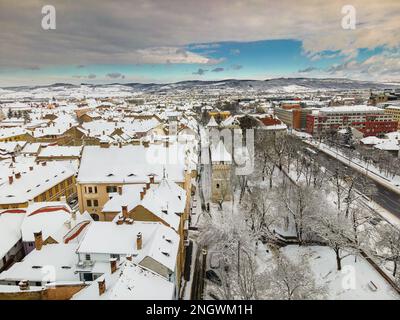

[85,254,91,261]
[106,186,118,193]
[93,199,99,207]
[86,199,92,207]
[83,273,93,281]
[88,187,93,193]
[216,183,220,189]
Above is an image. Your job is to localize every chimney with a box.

[18,280,30,291]
[41,161,47,166]
[136,232,142,250]
[117,186,122,195]
[11,156,15,163]
[64,220,72,229]
[15,172,21,179]
[29,166,33,171]
[98,279,106,296]
[142,141,149,148]
[34,231,43,251]
[8,176,13,185]
[126,255,132,261]
[146,182,150,190]
[140,191,145,200]
[122,205,128,219]
[149,176,155,184]
[110,258,117,274]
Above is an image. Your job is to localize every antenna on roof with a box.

[162,166,166,179]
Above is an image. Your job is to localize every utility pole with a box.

[200,247,208,300]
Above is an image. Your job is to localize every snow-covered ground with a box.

[281,245,399,300]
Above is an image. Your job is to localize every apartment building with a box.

[275,104,313,130]
[306,105,398,137]
[0,161,77,209]
[384,106,400,129]
[76,144,193,221]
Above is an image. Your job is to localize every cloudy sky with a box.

[0,0,399,86]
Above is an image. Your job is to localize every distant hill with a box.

[1,78,399,99]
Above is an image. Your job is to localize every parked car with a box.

[206,270,222,286]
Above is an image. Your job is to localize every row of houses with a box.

[0,98,201,300]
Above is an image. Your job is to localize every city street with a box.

[307,143,400,217]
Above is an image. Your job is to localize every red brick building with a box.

[306,106,398,137]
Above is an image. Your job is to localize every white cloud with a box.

[1,0,399,69]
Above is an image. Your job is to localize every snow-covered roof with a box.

[360,136,385,145]
[0,162,75,205]
[0,211,25,259]
[0,243,80,283]
[38,146,82,158]
[77,145,186,184]
[0,127,27,139]
[0,141,26,153]
[374,140,400,151]
[102,185,145,213]
[206,116,218,127]
[220,116,238,127]
[262,124,287,130]
[20,202,72,242]
[319,105,384,114]
[108,178,186,231]
[82,118,160,138]
[210,140,232,163]
[72,261,174,300]
[385,131,400,141]
[76,221,179,272]
[21,143,42,154]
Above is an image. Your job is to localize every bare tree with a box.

[375,223,400,278]
[315,208,358,271]
[254,132,277,188]
[240,186,280,243]
[277,182,320,244]
[197,205,261,300]
[261,253,326,300]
